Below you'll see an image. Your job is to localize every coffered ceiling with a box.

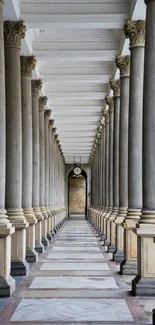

[3,0,146,163]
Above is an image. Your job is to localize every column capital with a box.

[39,96,48,111]
[4,21,26,49]
[31,79,42,94]
[124,20,145,48]
[44,109,52,120]
[105,96,114,112]
[144,0,155,4]
[49,119,55,131]
[0,1,4,4]
[21,56,36,77]
[110,79,120,97]
[52,127,57,134]
[116,55,130,77]
[103,108,109,124]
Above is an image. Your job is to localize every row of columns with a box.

[89,0,155,296]
[0,6,66,297]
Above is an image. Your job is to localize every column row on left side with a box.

[0,9,67,297]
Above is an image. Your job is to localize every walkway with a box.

[0,217,151,324]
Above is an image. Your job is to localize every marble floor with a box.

[0,217,152,324]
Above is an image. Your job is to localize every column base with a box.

[35,243,44,253]
[0,275,15,297]
[108,243,116,253]
[42,236,49,247]
[120,260,137,275]
[113,249,124,262]
[47,233,52,241]
[132,275,155,296]
[11,260,29,276]
[26,249,38,263]
[104,238,110,247]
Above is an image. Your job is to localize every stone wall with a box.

[69,176,86,213]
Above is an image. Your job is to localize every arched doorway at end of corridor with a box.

[68,170,87,218]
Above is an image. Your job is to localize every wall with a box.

[69,175,86,214]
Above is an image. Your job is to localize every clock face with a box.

[73,166,82,175]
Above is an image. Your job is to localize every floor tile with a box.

[40,262,109,270]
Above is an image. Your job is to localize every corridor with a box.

[0,217,151,324]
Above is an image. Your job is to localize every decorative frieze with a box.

[116,55,130,77]
[110,79,120,97]
[4,21,26,49]
[124,20,145,48]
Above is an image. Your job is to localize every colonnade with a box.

[0,2,66,297]
[89,0,155,296]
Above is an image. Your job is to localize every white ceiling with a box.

[3,0,146,163]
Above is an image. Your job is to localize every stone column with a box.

[0,3,15,296]
[113,55,130,262]
[31,80,44,254]
[102,108,109,241]
[120,20,145,275]
[4,21,29,276]
[100,119,106,234]
[44,109,52,240]
[20,56,38,263]
[49,119,55,233]
[132,0,155,296]
[39,96,49,246]
[104,97,114,247]
[108,79,120,253]
[52,127,57,227]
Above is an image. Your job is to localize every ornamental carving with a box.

[103,108,109,124]
[31,79,42,94]
[21,56,36,77]
[52,127,57,134]
[124,20,145,48]
[4,21,26,49]
[116,55,130,77]
[39,96,48,111]
[110,79,120,97]
[105,96,114,112]
[44,109,52,119]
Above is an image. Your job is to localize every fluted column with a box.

[44,109,52,240]
[0,4,15,296]
[104,97,114,247]
[39,96,49,246]
[121,20,145,275]
[109,79,120,253]
[102,109,109,241]
[4,21,28,276]
[132,0,155,296]
[21,56,38,263]
[113,55,130,262]
[31,80,44,254]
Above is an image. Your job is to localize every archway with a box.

[68,169,87,218]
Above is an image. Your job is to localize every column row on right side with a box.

[88,0,155,296]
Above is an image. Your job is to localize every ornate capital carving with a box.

[103,108,109,124]
[105,96,114,112]
[21,56,36,77]
[52,127,57,134]
[44,109,52,120]
[39,96,48,112]
[49,119,55,127]
[110,79,120,97]
[124,20,145,48]
[116,55,130,77]
[31,79,42,94]
[0,1,4,5]
[4,21,26,49]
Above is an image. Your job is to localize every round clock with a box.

[73,166,82,176]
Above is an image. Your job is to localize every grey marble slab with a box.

[52,246,100,251]
[55,241,98,245]
[30,276,118,289]
[11,298,133,321]
[40,262,109,271]
[47,253,104,259]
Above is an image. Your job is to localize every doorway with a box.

[68,170,87,217]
